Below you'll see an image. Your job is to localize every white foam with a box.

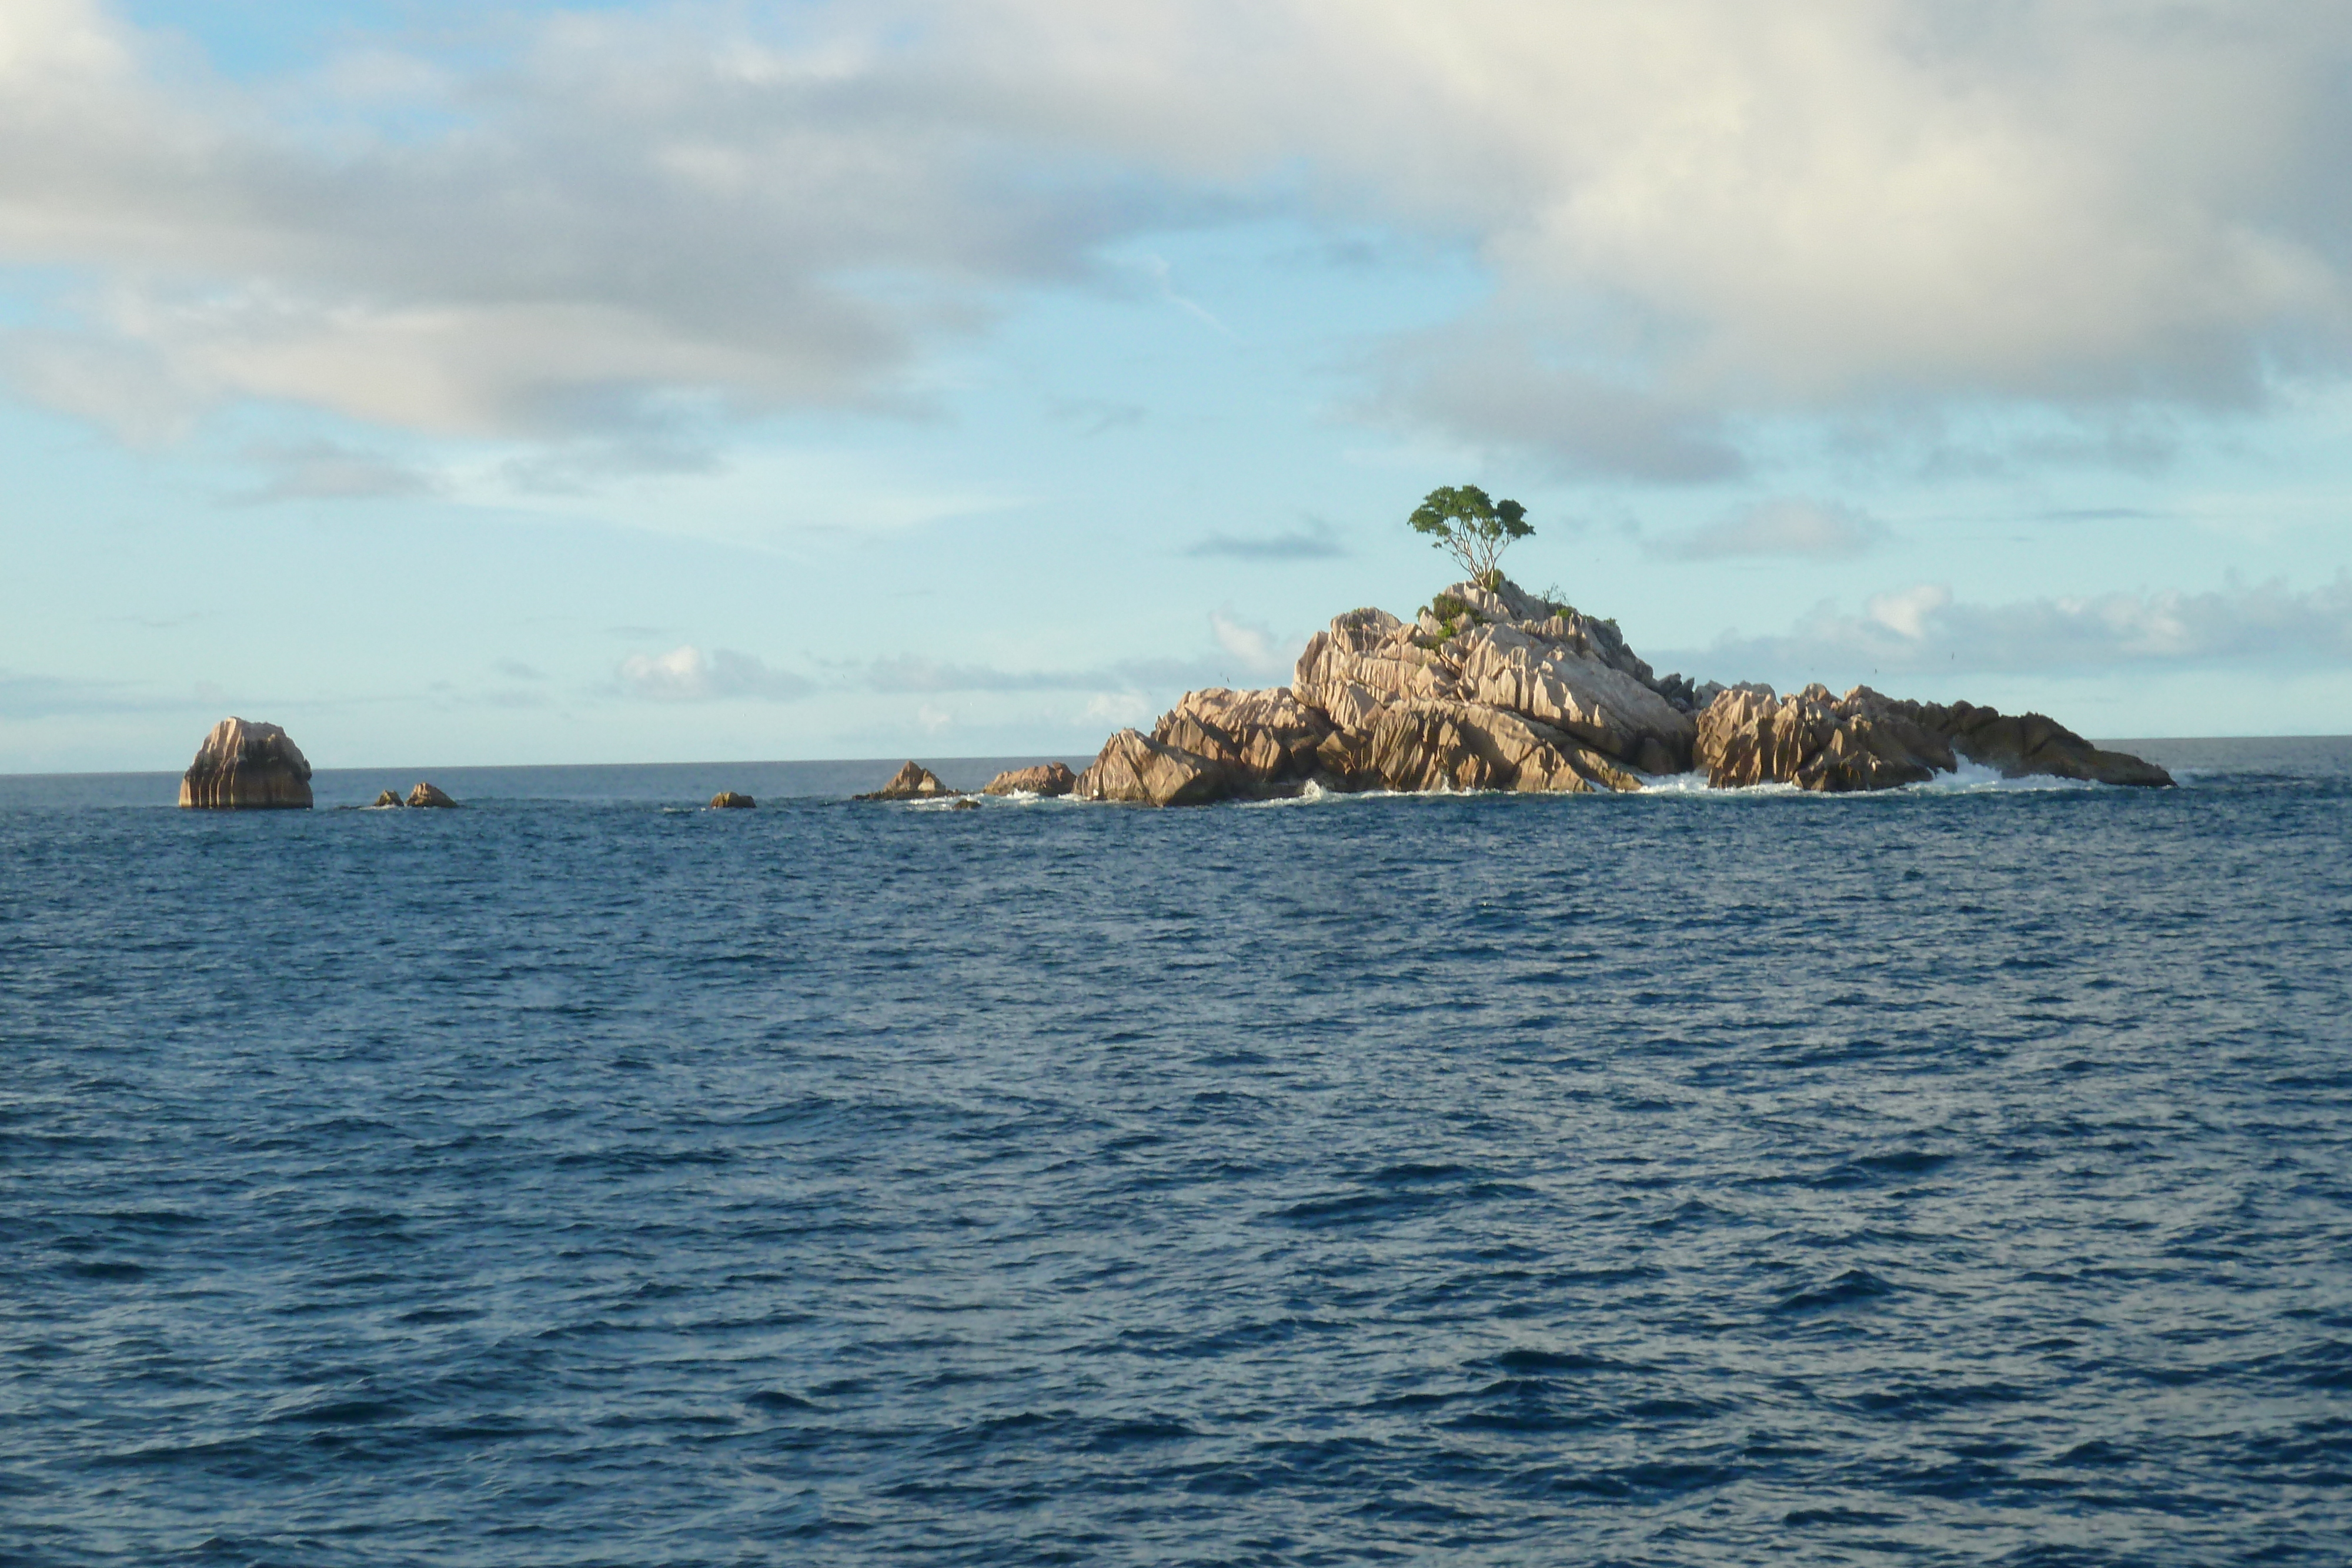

[1910,760,2094,793]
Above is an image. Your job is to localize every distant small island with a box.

[891,485,2171,807]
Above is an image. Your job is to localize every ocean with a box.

[4,739,2349,1565]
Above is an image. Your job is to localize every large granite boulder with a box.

[856,761,958,800]
[178,717,312,810]
[406,781,458,808]
[709,791,755,808]
[370,790,403,808]
[982,761,1078,797]
[1073,729,1231,806]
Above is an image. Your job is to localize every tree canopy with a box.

[1407,484,1532,584]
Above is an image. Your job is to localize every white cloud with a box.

[1651,497,1887,560]
[616,644,811,701]
[1678,573,2352,680]
[1866,583,1953,640]
[1083,691,1154,727]
[5,0,2352,466]
[1209,610,1294,676]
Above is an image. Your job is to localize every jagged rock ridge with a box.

[1065,576,2169,805]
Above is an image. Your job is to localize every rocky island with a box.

[1043,573,2169,805]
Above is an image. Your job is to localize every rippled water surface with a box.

[5,743,2351,1565]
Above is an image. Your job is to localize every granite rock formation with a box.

[371,790,403,808]
[982,762,1078,797]
[709,792,756,808]
[1696,684,2171,791]
[406,782,457,808]
[1069,574,2169,804]
[857,761,959,800]
[178,717,312,810]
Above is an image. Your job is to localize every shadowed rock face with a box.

[857,761,958,800]
[178,718,312,809]
[709,792,755,808]
[1697,684,2172,791]
[982,762,1077,797]
[1071,574,2171,805]
[372,790,403,808]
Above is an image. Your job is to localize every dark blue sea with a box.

[5,741,2351,1566]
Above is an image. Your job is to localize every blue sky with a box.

[6,0,2351,771]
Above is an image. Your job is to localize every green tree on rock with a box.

[1408,484,1532,586]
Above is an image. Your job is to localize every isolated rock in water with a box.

[1073,729,1231,806]
[709,791,755,809]
[406,781,457,808]
[371,790,404,808]
[982,761,1078,797]
[947,797,980,811]
[178,717,312,810]
[856,761,958,800]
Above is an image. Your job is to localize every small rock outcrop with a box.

[1067,573,2170,804]
[856,761,959,800]
[406,782,457,808]
[981,761,1078,797]
[709,792,756,809]
[371,790,404,808]
[947,797,980,811]
[178,718,312,810]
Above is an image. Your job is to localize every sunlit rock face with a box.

[981,763,1077,797]
[178,718,312,810]
[857,763,958,800]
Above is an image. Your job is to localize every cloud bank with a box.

[4,2,2351,469]
[617,645,811,701]
[1649,498,1888,561]
[1681,573,2352,680]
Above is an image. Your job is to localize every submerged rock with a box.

[406,781,458,808]
[981,761,1077,797]
[856,761,960,800]
[178,717,312,810]
[709,791,756,809]
[1067,572,2170,804]
[947,797,980,811]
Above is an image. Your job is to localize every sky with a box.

[5,0,2352,771]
